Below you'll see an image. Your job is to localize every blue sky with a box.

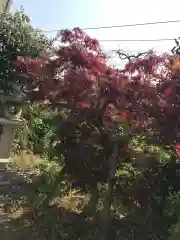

[11,0,180,66]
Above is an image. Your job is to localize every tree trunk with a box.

[159,155,176,217]
[83,184,99,217]
[102,143,118,240]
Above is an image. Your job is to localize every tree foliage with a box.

[14,27,180,158]
[13,27,180,238]
[0,9,52,94]
[0,9,55,158]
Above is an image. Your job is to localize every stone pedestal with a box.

[0,118,22,184]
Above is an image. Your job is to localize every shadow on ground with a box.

[0,168,38,208]
[0,169,101,239]
[1,207,102,239]
[1,205,169,240]
[0,169,170,240]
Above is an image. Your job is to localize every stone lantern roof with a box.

[0,85,28,120]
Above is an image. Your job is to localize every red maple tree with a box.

[13,28,180,185]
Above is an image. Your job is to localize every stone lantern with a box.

[0,87,27,183]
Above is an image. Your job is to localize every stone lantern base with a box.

[0,117,22,185]
[0,159,10,185]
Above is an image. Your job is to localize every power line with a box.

[52,37,178,43]
[99,38,177,42]
[42,19,180,33]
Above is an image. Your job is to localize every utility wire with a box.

[52,37,178,43]
[98,38,177,42]
[1,12,179,42]
[42,19,180,33]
